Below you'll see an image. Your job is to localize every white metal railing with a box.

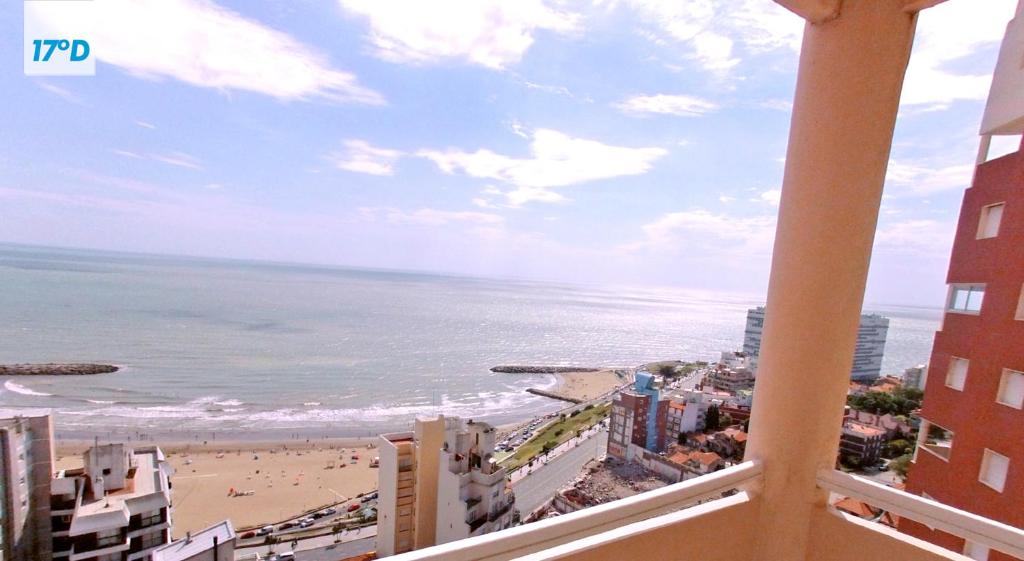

[817,468,1024,559]
[391,460,763,561]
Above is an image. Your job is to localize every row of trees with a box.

[846,387,923,416]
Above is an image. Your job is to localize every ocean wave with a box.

[58,388,545,429]
[86,399,116,404]
[4,380,53,397]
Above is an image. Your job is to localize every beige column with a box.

[744,2,918,560]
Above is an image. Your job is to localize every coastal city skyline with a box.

[3,1,1022,561]
[0,1,1018,306]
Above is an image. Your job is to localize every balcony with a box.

[382,2,1024,560]
[389,462,1024,561]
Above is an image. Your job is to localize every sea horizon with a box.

[0,242,942,440]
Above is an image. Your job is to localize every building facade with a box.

[839,420,885,466]
[744,307,890,381]
[903,364,928,391]
[900,142,1024,558]
[608,373,668,460]
[377,416,514,558]
[51,444,174,561]
[0,414,54,561]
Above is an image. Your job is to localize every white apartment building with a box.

[744,307,889,381]
[51,444,173,561]
[707,351,756,393]
[0,413,55,561]
[902,364,927,391]
[150,520,235,561]
[378,416,515,558]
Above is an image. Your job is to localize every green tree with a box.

[890,453,913,480]
[705,405,721,432]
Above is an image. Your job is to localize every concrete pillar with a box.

[743,2,918,560]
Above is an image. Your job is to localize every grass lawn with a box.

[501,403,611,471]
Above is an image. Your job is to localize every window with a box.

[95,528,122,547]
[979,449,1010,492]
[963,540,990,561]
[137,529,166,550]
[140,510,162,527]
[976,203,1004,239]
[946,357,969,391]
[915,419,954,462]
[997,369,1024,409]
[948,284,985,314]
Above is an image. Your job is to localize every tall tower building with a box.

[0,413,54,561]
[900,5,1024,559]
[377,416,515,557]
[743,306,889,381]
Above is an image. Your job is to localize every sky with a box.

[0,0,1019,307]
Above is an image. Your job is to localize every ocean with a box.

[0,244,942,439]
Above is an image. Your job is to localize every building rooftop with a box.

[151,519,235,561]
[66,446,172,536]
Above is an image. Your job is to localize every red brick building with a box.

[900,137,1024,561]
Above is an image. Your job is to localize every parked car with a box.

[298,517,314,528]
[257,525,274,536]
[240,531,256,539]
[278,522,296,530]
[311,512,326,520]
[323,507,337,516]
[347,503,361,512]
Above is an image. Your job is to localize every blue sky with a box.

[0,0,1018,306]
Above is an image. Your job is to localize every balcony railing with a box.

[387,460,1024,561]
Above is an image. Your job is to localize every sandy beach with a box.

[48,370,626,538]
[56,438,381,538]
[549,369,630,402]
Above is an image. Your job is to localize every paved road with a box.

[512,429,607,516]
[235,526,375,560]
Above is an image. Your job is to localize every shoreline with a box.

[43,369,632,537]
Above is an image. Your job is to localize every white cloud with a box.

[886,160,973,196]
[359,207,504,226]
[902,0,1017,108]
[874,219,956,258]
[112,149,203,170]
[417,128,666,206]
[338,0,579,69]
[36,81,85,105]
[620,209,777,261]
[718,195,736,203]
[135,120,157,129]
[150,151,203,170]
[755,189,781,206]
[329,140,403,176]
[615,94,718,117]
[625,0,801,72]
[35,0,382,103]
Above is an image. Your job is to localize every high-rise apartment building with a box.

[608,372,669,460]
[0,414,54,561]
[903,364,928,391]
[377,416,515,557]
[900,11,1024,555]
[744,306,890,381]
[51,444,174,561]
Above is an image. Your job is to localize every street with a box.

[512,428,607,516]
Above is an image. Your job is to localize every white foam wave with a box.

[86,399,115,404]
[59,388,541,429]
[4,380,53,397]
